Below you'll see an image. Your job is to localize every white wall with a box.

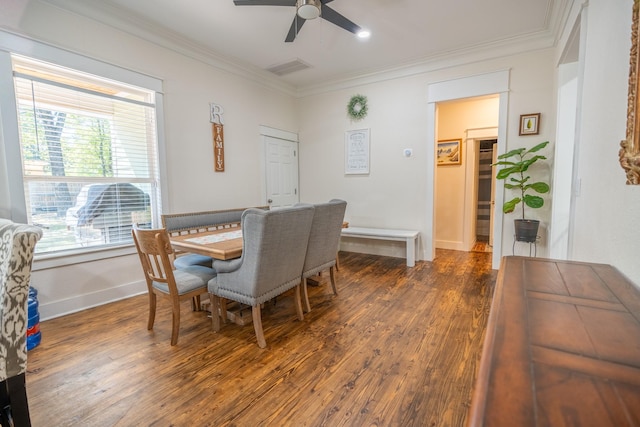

[550,62,579,259]
[298,50,556,262]
[565,0,640,285]
[297,78,429,259]
[0,1,298,318]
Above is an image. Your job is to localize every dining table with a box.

[169,228,243,261]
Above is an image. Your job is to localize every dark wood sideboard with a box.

[468,256,640,427]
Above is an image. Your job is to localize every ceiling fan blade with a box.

[285,14,306,42]
[233,0,296,6]
[320,5,361,34]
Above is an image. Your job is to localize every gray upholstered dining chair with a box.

[132,226,215,345]
[207,204,315,348]
[0,219,42,427]
[301,199,347,312]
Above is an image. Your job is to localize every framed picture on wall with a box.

[519,113,540,135]
[345,129,370,174]
[437,139,462,166]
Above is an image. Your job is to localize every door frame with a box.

[427,71,509,270]
[259,125,300,207]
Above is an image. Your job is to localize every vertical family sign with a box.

[210,103,225,172]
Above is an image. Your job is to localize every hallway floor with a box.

[472,239,492,253]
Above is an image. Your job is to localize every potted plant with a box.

[494,140,551,242]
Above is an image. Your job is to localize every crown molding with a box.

[296,0,575,96]
[295,29,557,97]
[41,0,298,97]
[41,0,573,99]
[548,0,579,47]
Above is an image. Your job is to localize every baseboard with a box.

[39,280,147,321]
[435,240,464,251]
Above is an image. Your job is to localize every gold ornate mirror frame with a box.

[621,0,640,184]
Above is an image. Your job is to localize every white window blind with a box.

[12,55,160,254]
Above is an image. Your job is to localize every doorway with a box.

[426,70,509,270]
[434,97,499,254]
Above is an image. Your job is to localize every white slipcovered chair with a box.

[0,219,42,426]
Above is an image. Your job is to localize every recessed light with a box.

[357,30,371,39]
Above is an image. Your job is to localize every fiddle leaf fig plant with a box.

[494,140,550,219]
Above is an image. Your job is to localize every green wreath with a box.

[347,94,368,120]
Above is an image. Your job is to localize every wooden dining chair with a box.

[131,226,215,345]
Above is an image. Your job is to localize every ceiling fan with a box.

[233,0,363,43]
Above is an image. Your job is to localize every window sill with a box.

[32,244,137,271]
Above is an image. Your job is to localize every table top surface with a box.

[169,228,242,260]
[469,256,640,427]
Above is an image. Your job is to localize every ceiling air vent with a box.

[266,59,311,76]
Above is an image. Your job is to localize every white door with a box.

[265,136,299,208]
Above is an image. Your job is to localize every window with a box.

[12,55,160,254]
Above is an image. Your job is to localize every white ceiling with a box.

[43,0,570,92]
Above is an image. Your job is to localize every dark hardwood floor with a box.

[26,249,496,427]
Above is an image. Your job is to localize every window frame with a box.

[0,31,168,269]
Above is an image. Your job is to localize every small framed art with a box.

[437,139,462,166]
[519,113,540,135]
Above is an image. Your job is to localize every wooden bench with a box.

[468,256,640,426]
[340,227,420,267]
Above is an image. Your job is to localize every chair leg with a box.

[329,266,338,295]
[5,374,31,427]
[170,297,181,346]
[147,292,157,330]
[294,284,304,321]
[301,277,311,313]
[1,379,11,427]
[220,298,228,324]
[191,294,201,312]
[0,405,9,427]
[210,293,221,332]
[252,305,267,348]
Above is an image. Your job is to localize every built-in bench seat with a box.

[161,206,268,269]
[340,227,420,267]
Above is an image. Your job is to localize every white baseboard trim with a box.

[435,240,465,251]
[39,280,147,321]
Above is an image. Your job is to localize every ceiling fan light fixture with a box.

[297,0,321,20]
